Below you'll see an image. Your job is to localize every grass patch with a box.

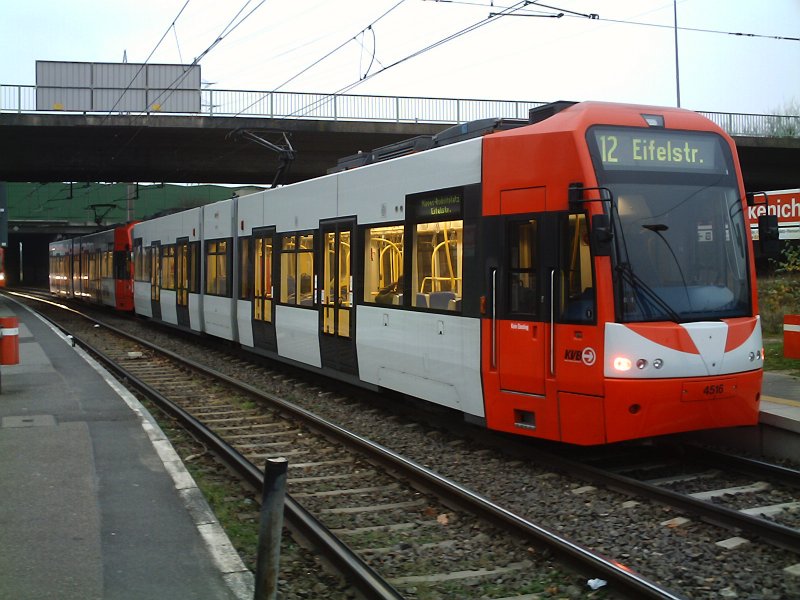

[758,274,800,335]
[764,340,800,377]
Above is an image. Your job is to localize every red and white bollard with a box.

[0,316,19,393]
[785,315,800,359]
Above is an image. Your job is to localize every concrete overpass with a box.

[0,112,447,185]
[1,87,799,190]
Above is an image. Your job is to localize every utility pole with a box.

[674,0,681,108]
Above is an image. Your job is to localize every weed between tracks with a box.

[136,395,352,598]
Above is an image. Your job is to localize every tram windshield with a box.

[588,127,751,323]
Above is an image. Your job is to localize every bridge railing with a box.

[2,83,798,137]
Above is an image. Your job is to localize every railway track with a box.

[551,442,800,549]
[12,290,800,599]
[12,291,684,599]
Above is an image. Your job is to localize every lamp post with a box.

[674,0,681,107]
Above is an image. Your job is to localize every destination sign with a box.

[589,127,726,173]
[410,190,462,220]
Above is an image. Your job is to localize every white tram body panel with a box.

[133,279,152,318]
[274,305,323,367]
[133,207,203,325]
[236,194,263,348]
[80,229,117,308]
[49,239,74,298]
[337,138,483,224]
[356,306,484,416]
[134,135,486,414]
[202,199,237,340]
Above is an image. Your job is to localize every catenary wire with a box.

[232,0,409,118]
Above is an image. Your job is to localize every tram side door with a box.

[252,227,277,352]
[150,241,162,320]
[176,238,190,327]
[319,219,358,375]
[495,214,546,397]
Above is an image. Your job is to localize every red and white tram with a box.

[49,222,136,311]
[56,101,768,444]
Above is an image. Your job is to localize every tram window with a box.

[188,242,200,293]
[364,225,404,305]
[254,235,273,322]
[143,244,153,282]
[89,250,100,289]
[161,245,176,290]
[133,239,147,281]
[280,232,315,306]
[239,237,252,300]
[412,220,462,311]
[508,219,538,316]
[150,245,160,301]
[205,239,231,297]
[114,250,131,280]
[559,213,595,323]
[101,247,113,278]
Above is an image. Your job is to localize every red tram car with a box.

[52,101,768,445]
[49,222,136,311]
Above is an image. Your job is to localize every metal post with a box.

[254,457,288,600]
[126,183,136,223]
[673,0,681,108]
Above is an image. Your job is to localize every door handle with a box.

[549,269,555,376]
[491,268,497,369]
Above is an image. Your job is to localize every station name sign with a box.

[589,127,725,173]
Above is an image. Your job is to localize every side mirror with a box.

[590,214,613,257]
[758,214,779,257]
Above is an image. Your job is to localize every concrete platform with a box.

[0,295,253,599]
[677,370,800,461]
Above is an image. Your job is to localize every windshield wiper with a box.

[616,261,682,322]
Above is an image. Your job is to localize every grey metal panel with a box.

[36,61,92,87]
[147,89,201,113]
[36,87,92,111]
[33,61,200,113]
[94,88,146,112]
[147,64,200,91]
[94,63,145,89]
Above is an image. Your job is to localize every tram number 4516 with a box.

[683,380,731,401]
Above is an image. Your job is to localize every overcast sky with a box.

[3,0,799,116]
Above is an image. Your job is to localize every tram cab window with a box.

[205,239,231,297]
[559,213,595,323]
[364,225,404,306]
[280,233,315,306]
[508,219,538,316]
[412,219,463,311]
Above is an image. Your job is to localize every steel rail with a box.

[45,317,683,599]
[15,300,404,600]
[527,446,800,553]
[11,291,683,599]
[677,443,800,488]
